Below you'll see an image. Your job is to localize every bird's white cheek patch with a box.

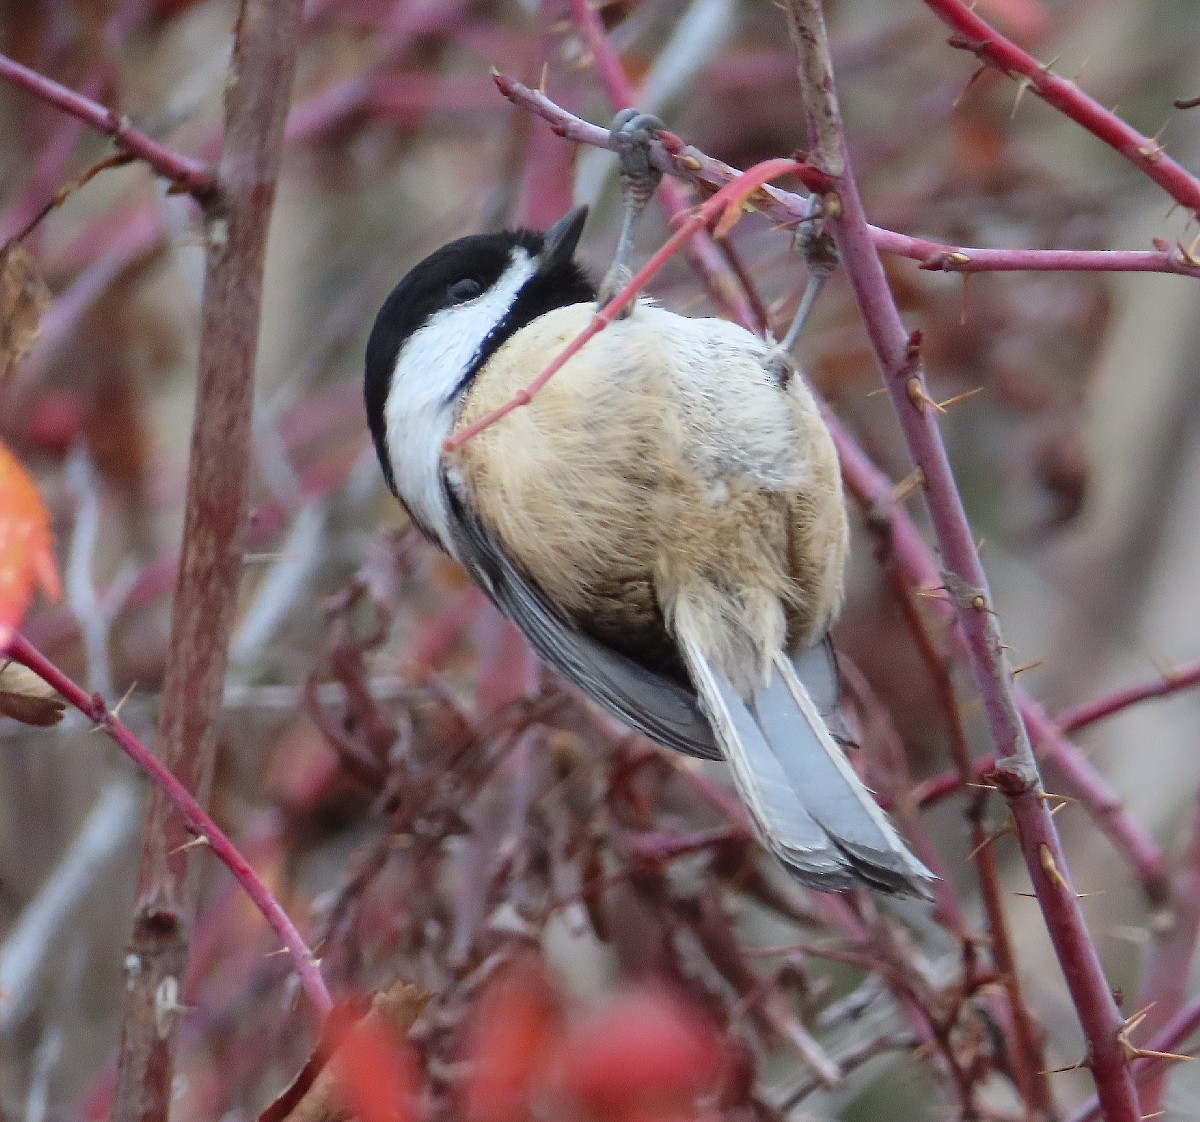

[382,250,538,550]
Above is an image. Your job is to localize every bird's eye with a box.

[447,278,483,303]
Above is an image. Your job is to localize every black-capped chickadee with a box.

[364,122,932,895]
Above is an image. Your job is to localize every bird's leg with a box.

[598,109,665,315]
[766,231,839,387]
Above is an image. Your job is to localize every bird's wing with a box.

[444,489,720,759]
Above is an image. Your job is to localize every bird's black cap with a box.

[364,209,595,493]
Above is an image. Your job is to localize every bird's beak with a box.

[538,205,588,274]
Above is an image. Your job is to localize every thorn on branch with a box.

[1116,1005,1195,1064]
[1040,1054,1091,1075]
[1038,843,1070,891]
[890,467,925,503]
[906,375,944,413]
[935,385,985,411]
[1011,76,1034,118]
[951,65,988,108]
[1011,658,1047,677]
[111,680,137,720]
[967,814,1015,861]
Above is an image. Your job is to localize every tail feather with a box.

[675,613,933,896]
[757,651,933,895]
[682,644,854,890]
[789,636,850,744]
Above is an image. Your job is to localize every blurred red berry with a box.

[333,1017,419,1122]
[558,987,725,1120]
[24,391,84,456]
[463,961,561,1122]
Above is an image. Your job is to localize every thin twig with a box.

[0,0,149,243]
[780,1032,917,1110]
[4,634,331,1019]
[876,229,1200,280]
[1056,658,1200,735]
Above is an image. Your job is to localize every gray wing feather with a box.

[444,492,720,759]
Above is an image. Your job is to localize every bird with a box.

[364,114,933,895]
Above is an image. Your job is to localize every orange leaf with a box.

[0,441,59,648]
[712,200,745,240]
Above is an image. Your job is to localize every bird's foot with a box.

[610,108,665,212]
[765,232,840,385]
[598,110,667,313]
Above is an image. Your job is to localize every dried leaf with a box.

[712,200,746,240]
[0,246,51,383]
[0,660,65,725]
[0,441,60,647]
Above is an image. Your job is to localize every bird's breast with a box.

[447,301,847,668]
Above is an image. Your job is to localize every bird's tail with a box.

[673,603,934,896]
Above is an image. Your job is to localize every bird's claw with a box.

[609,110,666,203]
[598,111,667,313]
